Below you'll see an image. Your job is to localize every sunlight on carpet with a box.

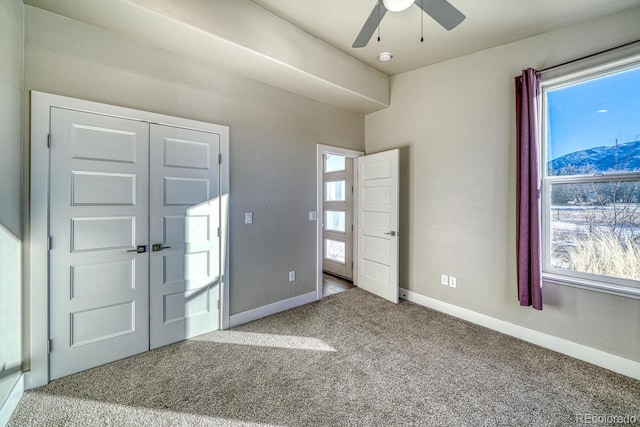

[191,330,336,352]
[27,393,284,427]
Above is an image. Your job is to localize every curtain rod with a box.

[537,39,640,74]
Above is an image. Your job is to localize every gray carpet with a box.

[9,288,640,426]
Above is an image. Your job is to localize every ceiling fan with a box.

[352,0,465,48]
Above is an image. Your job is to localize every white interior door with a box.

[149,124,221,349]
[49,108,150,380]
[356,149,400,303]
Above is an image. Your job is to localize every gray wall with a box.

[0,0,24,409]
[24,7,365,316]
[365,7,640,362]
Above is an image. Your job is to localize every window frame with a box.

[539,43,640,299]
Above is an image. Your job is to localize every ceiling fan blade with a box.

[352,2,388,48]
[414,0,465,30]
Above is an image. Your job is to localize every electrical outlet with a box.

[441,274,449,286]
[449,276,457,288]
[289,271,296,282]
[309,211,317,221]
[244,212,253,224]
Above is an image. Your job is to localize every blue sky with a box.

[546,66,640,160]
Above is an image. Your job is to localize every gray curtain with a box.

[515,68,543,310]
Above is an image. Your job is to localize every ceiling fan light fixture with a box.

[382,0,414,12]
[378,51,393,62]
[352,0,465,48]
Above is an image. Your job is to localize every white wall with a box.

[366,7,640,362]
[24,6,364,317]
[0,0,24,411]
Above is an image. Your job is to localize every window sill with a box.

[542,273,640,300]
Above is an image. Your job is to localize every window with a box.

[541,55,640,297]
[325,210,346,233]
[325,180,345,201]
[325,239,346,264]
[325,154,346,173]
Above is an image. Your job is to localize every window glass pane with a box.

[325,210,346,232]
[546,67,640,176]
[549,181,640,281]
[325,239,346,264]
[325,180,345,201]
[325,154,346,173]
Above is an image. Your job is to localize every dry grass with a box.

[568,231,640,280]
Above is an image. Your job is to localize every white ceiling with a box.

[24,0,640,113]
[251,0,640,76]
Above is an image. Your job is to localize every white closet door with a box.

[149,124,221,349]
[49,108,150,380]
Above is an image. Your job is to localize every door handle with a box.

[127,245,147,253]
[384,231,397,237]
[152,243,172,252]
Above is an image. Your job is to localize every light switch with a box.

[244,212,253,224]
[309,211,317,221]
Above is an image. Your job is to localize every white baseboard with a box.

[399,288,640,381]
[229,291,317,328]
[0,374,23,427]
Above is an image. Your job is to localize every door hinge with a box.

[351,261,354,269]
[217,227,220,238]
[351,224,354,231]
[47,339,52,353]
[48,236,52,250]
[218,154,222,164]
[217,300,221,310]
[47,134,51,148]
[352,185,354,193]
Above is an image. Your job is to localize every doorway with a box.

[316,144,401,304]
[322,154,354,280]
[316,145,362,299]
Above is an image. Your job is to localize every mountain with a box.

[548,140,640,176]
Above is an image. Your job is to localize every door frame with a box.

[27,91,230,389]
[316,144,364,300]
